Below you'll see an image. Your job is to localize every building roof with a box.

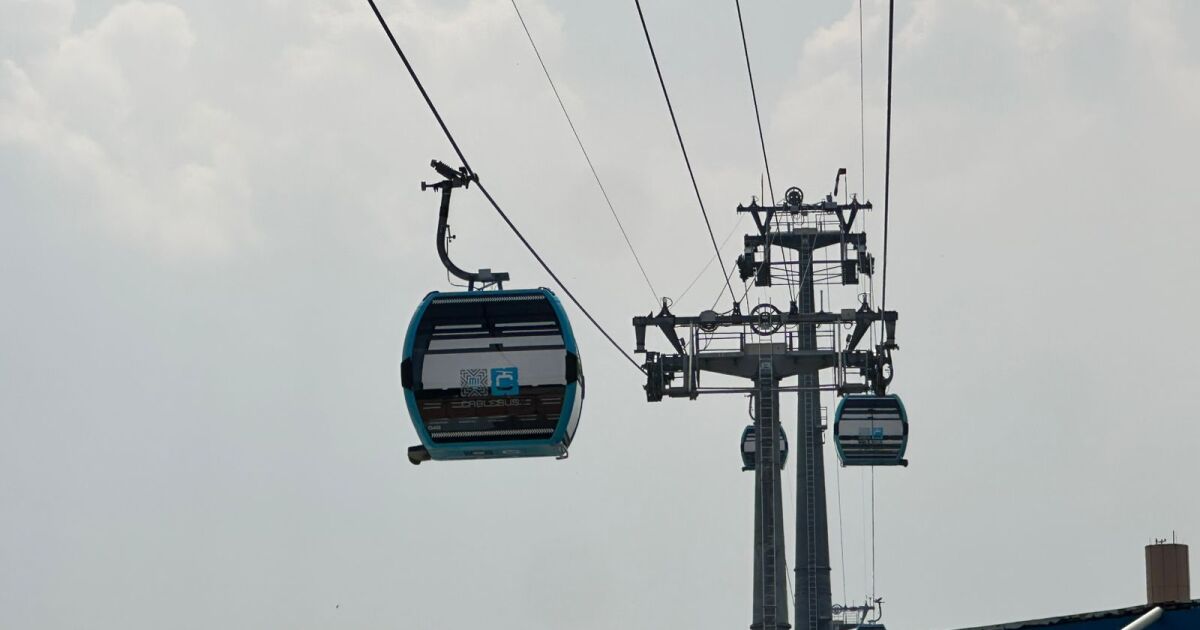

[954,599,1200,630]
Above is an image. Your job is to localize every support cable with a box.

[510,0,661,306]
[709,260,743,312]
[880,0,896,313]
[733,0,796,306]
[871,466,877,601]
[858,0,867,203]
[857,1,878,352]
[366,0,645,375]
[735,0,774,204]
[721,232,811,313]
[860,469,869,598]
[835,452,848,608]
[676,215,745,306]
[634,0,737,305]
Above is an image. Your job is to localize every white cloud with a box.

[1126,1,1200,123]
[0,1,254,261]
[0,0,74,61]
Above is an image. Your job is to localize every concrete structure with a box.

[1146,543,1189,605]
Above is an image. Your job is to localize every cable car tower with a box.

[632,170,900,630]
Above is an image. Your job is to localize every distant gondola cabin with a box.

[833,394,908,467]
[740,424,789,471]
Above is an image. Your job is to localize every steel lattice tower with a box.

[632,177,897,630]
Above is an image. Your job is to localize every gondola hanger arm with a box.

[423,160,509,291]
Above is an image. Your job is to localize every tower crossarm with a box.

[737,197,873,239]
[632,306,896,354]
[632,300,897,402]
[744,230,864,253]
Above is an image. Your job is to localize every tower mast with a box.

[632,175,897,630]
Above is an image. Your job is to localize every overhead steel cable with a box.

[880,0,895,313]
[871,466,877,601]
[510,0,661,306]
[709,260,744,311]
[834,452,848,608]
[856,0,880,350]
[365,0,646,375]
[858,0,867,203]
[733,0,796,306]
[872,0,896,603]
[633,0,737,306]
[858,0,879,353]
[675,214,744,306]
[734,0,774,204]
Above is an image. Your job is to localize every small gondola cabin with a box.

[401,288,584,464]
[833,394,908,467]
[740,424,789,471]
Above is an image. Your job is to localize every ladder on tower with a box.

[802,385,819,630]
[798,241,822,630]
[757,357,779,629]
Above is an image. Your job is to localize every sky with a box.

[2,0,1199,628]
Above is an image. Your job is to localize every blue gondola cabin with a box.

[401,288,584,464]
[833,394,908,467]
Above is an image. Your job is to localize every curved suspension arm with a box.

[422,160,509,290]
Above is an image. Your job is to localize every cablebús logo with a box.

[490,367,519,396]
[459,367,519,397]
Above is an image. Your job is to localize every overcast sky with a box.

[2,1,1199,628]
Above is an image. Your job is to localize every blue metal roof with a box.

[954,600,1200,630]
